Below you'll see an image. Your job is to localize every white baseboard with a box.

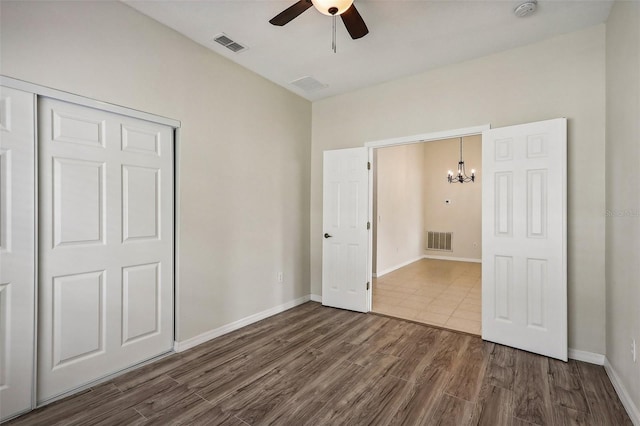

[174,295,311,352]
[567,350,639,425]
[568,348,605,365]
[374,255,482,277]
[310,294,322,303]
[604,357,640,426]
[375,256,424,278]
[422,254,482,263]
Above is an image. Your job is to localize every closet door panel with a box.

[0,86,36,422]
[37,98,174,403]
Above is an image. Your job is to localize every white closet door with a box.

[37,98,174,402]
[0,87,36,421]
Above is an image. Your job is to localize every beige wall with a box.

[373,135,482,274]
[312,25,606,353]
[0,1,312,341]
[605,0,640,414]
[374,143,425,275]
[423,136,482,261]
[1,0,620,364]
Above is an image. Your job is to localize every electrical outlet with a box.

[277,272,283,283]
[632,339,637,363]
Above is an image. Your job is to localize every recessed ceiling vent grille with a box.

[426,231,453,251]
[290,76,328,93]
[213,33,248,53]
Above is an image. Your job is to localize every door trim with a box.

[364,125,491,148]
[363,124,491,311]
[0,76,181,128]
[173,127,182,347]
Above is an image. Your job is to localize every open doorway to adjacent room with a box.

[371,135,482,335]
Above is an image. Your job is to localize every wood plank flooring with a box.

[6,302,631,426]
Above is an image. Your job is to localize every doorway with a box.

[371,136,482,334]
[322,119,568,361]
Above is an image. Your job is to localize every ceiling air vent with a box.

[213,33,248,53]
[290,76,328,93]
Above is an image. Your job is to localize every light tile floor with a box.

[372,259,481,335]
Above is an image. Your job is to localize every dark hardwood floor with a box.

[7,302,631,426]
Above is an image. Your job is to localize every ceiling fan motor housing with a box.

[269,0,368,40]
[311,0,354,16]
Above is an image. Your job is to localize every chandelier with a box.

[447,137,475,183]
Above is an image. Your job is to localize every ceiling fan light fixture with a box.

[269,0,368,43]
[311,0,354,16]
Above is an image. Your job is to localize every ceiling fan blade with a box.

[340,4,369,39]
[269,0,313,26]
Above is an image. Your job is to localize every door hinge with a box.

[367,161,371,170]
[367,221,371,230]
[366,282,370,290]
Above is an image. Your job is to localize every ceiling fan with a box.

[269,0,369,40]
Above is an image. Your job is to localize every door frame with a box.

[0,75,181,411]
[363,124,491,311]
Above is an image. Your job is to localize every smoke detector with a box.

[514,0,537,17]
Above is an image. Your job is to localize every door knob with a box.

[324,233,332,238]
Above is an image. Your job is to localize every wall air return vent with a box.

[290,76,328,93]
[426,231,453,251]
[213,33,248,53]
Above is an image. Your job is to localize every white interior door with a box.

[322,147,370,312]
[0,87,36,421]
[37,98,174,402]
[482,118,567,361]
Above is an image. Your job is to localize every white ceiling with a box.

[124,0,613,101]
